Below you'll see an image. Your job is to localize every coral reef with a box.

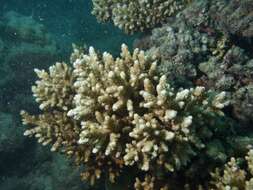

[21,44,238,189]
[4,0,251,190]
[92,0,190,34]
[167,0,253,55]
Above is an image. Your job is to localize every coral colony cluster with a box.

[20,0,253,189]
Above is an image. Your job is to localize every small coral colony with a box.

[21,0,253,190]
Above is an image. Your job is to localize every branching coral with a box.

[21,44,232,189]
[91,0,190,34]
[32,62,75,111]
[20,62,80,154]
[210,149,253,190]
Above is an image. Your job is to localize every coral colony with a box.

[20,0,253,189]
[91,0,189,33]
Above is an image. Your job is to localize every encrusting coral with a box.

[144,22,227,87]
[210,0,253,39]
[21,44,235,189]
[91,0,190,34]
[198,46,253,125]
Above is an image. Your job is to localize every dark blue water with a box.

[0,1,135,190]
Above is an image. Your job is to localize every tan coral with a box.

[68,44,162,161]
[21,44,230,189]
[135,175,171,190]
[211,149,253,190]
[92,0,190,34]
[21,110,80,153]
[32,62,74,111]
[135,175,158,190]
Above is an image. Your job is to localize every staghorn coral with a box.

[210,149,253,190]
[20,62,80,154]
[21,44,233,190]
[91,0,190,34]
[134,175,169,190]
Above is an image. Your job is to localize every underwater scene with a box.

[0,0,253,190]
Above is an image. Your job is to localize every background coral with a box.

[198,46,253,125]
[211,0,253,39]
[3,11,51,44]
[0,112,24,154]
[145,22,223,87]
[92,0,190,34]
[136,17,253,125]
